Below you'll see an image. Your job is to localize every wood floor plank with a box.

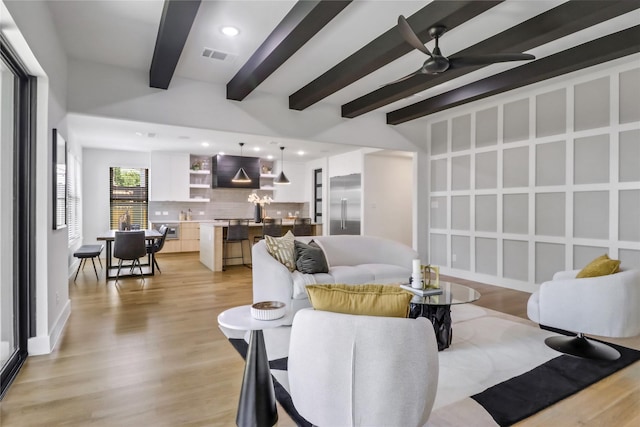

[1,253,637,425]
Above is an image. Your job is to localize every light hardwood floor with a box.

[1,253,638,426]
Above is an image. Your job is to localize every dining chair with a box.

[113,230,146,281]
[146,225,169,273]
[223,219,250,270]
[253,217,282,243]
[292,217,313,236]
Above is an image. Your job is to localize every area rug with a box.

[224,305,640,426]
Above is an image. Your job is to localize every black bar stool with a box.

[254,218,282,243]
[223,219,251,270]
[292,217,313,236]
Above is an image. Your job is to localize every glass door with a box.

[1,35,35,399]
[0,56,16,372]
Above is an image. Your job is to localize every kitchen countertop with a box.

[149,219,321,226]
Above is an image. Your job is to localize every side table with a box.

[218,305,292,427]
[407,282,480,351]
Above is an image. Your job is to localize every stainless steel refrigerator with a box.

[329,173,361,235]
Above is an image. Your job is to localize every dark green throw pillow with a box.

[294,240,329,274]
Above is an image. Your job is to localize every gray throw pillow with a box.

[294,240,329,274]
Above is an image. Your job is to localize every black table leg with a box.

[409,303,453,351]
[105,241,113,280]
[237,329,278,427]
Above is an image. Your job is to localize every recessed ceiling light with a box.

[297,150,305,156]
[253,147,260,152]
[267,155,273,160]
[218,151,225,156]
[221,26,239,37]
[135,132,144,136]
[201,142,209,147]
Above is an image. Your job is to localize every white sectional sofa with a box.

[252,235,418,317]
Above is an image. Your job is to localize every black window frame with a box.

[109,167,149,230]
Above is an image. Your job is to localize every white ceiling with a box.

[46,0,640,158]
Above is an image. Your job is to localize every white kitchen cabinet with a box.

[150,152,190,201]
[272,161,306,202]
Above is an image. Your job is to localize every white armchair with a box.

[527,269,640,360]
[288,309,439,427]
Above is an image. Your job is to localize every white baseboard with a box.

[28,299,71,355]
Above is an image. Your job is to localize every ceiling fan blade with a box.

[449,53,535,68]
[398,15,432,57]
[382,69,423,87]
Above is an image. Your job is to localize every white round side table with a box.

[218,305,293,427]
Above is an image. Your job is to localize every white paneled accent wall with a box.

[426,56,640,293]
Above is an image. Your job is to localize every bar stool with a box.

[223,219,251,270]
[73,244,105,281]
[292,217,313,236]
[254,218,282,243]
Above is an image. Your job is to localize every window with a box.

[109,167,149,229]
[67,152,81,243]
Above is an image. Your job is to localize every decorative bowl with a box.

[251,301,286,321]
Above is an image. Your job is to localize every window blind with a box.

[109,167,149,230]
[67,152,81,243]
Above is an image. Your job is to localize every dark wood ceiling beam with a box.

[344,0,639,118]
[227,0,351,101]
[149,0,201,89]
[289,0,502,111]
[386,25,640,125]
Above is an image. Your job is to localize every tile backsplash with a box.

[149,188,308,221]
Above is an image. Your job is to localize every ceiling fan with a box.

[388,15,535,84]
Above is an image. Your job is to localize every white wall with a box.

[82,148,151,246]
[363,152,413,247]
[327,149,364,178]
[3,0,70,354]
[424,54,640,293]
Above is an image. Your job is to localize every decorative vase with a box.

[254,204,262,223]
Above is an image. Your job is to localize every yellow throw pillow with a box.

[305,284,413,318]
[265,230,296,272]
[576,254,621,278]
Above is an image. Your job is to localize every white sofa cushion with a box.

[329,265,375,284]
[360,263,410,283]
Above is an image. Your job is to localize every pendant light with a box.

[231,142,251,183]
[274,146,290,185]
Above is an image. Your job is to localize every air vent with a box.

[201,47,236,62]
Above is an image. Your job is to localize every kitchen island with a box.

[199,220,321,271]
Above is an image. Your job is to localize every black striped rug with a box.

[229,335,640,426]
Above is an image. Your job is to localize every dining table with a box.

[96,229,162,280]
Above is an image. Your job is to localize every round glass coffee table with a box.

[408,282,480,351]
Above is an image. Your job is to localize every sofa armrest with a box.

[252,240,295,308]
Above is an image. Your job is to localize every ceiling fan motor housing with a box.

[423,55,450,74]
